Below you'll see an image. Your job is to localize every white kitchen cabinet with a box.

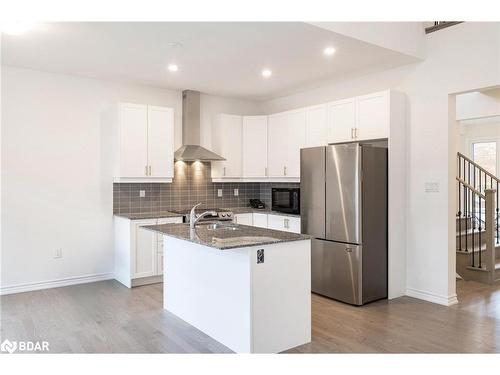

[286,110,307,178]
[233,213,253,225]
[252,213,268,229]
[355,90,390,140]
[267,113,288,178]
[267,110,305,179]
[147,106,175,178]
[106,102,175,182]
[242,116,268,178]
[327,98,356,144]
[134,222,157,279]
[114,215,183,287]
[267,214,301,234]
[306,105,328,147]
[212,114,243,179]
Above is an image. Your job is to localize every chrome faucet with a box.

[189,203,217,229]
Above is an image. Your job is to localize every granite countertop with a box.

[143,222,310,250]
[114,211,183,220]
[227,207,301,218]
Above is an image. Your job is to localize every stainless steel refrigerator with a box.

[301,142,388,305]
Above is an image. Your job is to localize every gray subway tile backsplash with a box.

[113,161,299,214]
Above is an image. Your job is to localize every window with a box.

[472,141,497,175]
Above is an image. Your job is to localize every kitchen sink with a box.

[203,222,240,231]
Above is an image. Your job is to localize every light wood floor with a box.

[1,279,499,353]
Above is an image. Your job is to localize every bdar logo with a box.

[1,339,17,354]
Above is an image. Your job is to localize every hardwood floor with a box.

[1,279,500,353]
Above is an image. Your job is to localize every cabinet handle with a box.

[351,128,354,139]
[223,166,226,176]
[284,218,289,229]
[354,128,358,138]
[284,166,287,176]
[148,165,152,176]
[265,167,267,176]
[145,166,148,176]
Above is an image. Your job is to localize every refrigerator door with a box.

[325,143,361,244]
[300,147,326,238]
[311,239,362,305]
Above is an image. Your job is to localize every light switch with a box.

[234,188,239,196]
[140,190,146,198]
[217,189,223,197]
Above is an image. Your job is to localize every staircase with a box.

[456,152,500,284]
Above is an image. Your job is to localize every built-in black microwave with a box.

[271,188,300,215]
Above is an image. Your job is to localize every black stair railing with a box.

[457,152,499,271]
[457,152,499,244]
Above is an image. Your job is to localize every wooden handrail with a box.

[457,152,500,185]
[456,176,485,199]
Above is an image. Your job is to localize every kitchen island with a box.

[144,222,311,353]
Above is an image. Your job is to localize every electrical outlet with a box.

[217,189,223,197]
[139,190,146,198]
[234,188,239,196]
[54,248,63,259]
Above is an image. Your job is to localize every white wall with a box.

[264,22,500,305]
[456,88,500,121]
[0,67,182,291]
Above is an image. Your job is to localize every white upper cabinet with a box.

[327,98,356,144]
[267,113,288,178]
[113,103,175,182]
[305,104,328,148]
[286,109,306,178]
[147,106,174,178]
[119,103,148,178]
[242,116,268,178]
[267,110,305,179]
[212,114,243,178]
[355,90,390,140]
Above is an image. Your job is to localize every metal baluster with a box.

[496,180,499,244]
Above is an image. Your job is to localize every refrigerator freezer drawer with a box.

[311,239,362,305]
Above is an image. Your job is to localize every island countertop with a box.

[143,222,310,250]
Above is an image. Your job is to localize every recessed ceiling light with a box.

[167,64,179,72]
[323,46,336,56]
[261,69,272,78]
[1,22,34,35]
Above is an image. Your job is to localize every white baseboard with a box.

[0,272,114,295]
[406,287,458,306]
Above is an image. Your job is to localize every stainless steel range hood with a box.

[174,90,225,161]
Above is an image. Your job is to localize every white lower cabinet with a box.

[267,214,301,234]
[233,213,253,225]
[252,213,268,228]
[114,215,183,288]
[234,212,301,234]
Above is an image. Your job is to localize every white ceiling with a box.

[1,22,418,100]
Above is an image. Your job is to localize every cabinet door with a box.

[147,106,174,178]
[120,103,148,177]
[242,116,268,178]
[212,114,242,178]
[327,99,356,144]
[286,110,306,178]
[267,214,285,231]
[355,91,389,140]
[306,105,328,147]
[287,217,301,234]
[133,223,157,278]
[252,213,268,228]
[233,213,253,225]
[267,113,288,177]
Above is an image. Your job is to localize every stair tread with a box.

[457,243,500,253]
[456,228,486,236]
[465,262,500,270]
